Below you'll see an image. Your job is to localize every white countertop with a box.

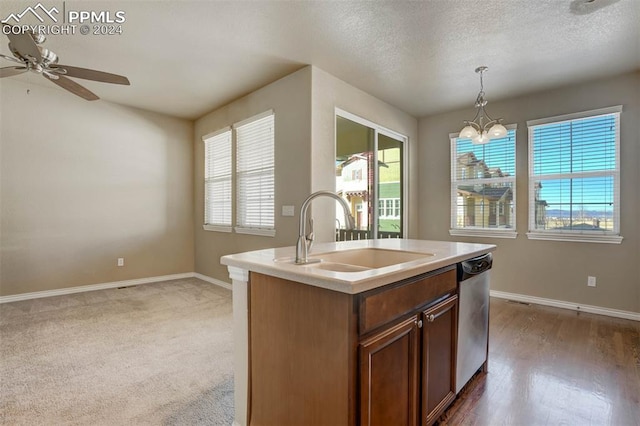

[221,239,496,294]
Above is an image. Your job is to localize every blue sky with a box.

[531,115,616,210]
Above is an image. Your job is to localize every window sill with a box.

[203,224,232,233]
[449,229,517,239]
[526,232,623,244]
[235,227,276,237]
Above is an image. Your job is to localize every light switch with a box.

[282,205,295,217]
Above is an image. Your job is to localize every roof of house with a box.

[457,185,512,200]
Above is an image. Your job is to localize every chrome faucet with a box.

[295,190,356,264]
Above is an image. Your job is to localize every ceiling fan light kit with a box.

[459,66,507,145]
[0,24,130,101]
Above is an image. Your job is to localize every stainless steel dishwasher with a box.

[456,252,492,393]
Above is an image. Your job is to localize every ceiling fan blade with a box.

[43,74,99,101]
[50,65,130,85]
[0,66,27,78]
[0,52,25,65]
[2,24,41,62]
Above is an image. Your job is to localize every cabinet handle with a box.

[415,319,423,328]
[426,314,435,323]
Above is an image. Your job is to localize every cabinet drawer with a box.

[359,267,456,335]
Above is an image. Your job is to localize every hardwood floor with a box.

[438,298,640,426]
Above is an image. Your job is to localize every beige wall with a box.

[194,65,418,282]
[1,65,418,294]
[310,67,419,241]
[194,67,312,282]
[418,71,640,313]
[0,79,194,297]
[6,65,635,311]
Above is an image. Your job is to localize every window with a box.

[235,112,275,235]
[335,110,406,240]
[203,128,232,231]
[378,198,401,219]
[450,127,517,238]
[527,106,622,243]
[202,110,275,237]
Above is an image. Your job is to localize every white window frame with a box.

[203,127,232,233]
[526,106,622,244]
[449,125,518,239]
[202,110,275,237]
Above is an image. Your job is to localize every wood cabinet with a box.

[359,294,458,426]
[422,295,458,425]
[248,266,458,426]
[360,316,419,426]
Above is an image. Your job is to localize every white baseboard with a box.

[10,276,636,322]
[0,272,231,304]
[490,290,640,322]
[194,273,232,290]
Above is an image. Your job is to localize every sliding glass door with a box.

[335,111,406,240]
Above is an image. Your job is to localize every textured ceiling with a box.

[1,0,638,120]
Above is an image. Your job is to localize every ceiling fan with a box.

[0,24,129,100]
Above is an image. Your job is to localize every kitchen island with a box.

[221,239,495,426]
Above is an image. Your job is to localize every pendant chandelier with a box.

[459,66,507,144]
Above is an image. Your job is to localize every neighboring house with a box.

[456,152,513,228]
[336,151,401,233]
[336,153,370,230]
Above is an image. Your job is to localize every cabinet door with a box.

[360,316,419,426]
[421,295,458,426]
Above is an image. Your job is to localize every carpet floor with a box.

[0,278,234,425]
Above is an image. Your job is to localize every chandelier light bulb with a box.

[472,131,490,145]
[488,123,508,138]
[459,125,479,139]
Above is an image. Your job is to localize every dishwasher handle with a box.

[457,253,493,281]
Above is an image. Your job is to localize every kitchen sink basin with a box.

[309,248,434,269]
[274,248,435,272]
[309,262,371,273]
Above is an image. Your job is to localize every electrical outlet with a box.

[587,276,596,287]
[117,258,125,267]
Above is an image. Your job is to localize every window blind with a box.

[204,129,232,228]
[450,128,516,233]
[235,112,275,233]
[528,109,620,238]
